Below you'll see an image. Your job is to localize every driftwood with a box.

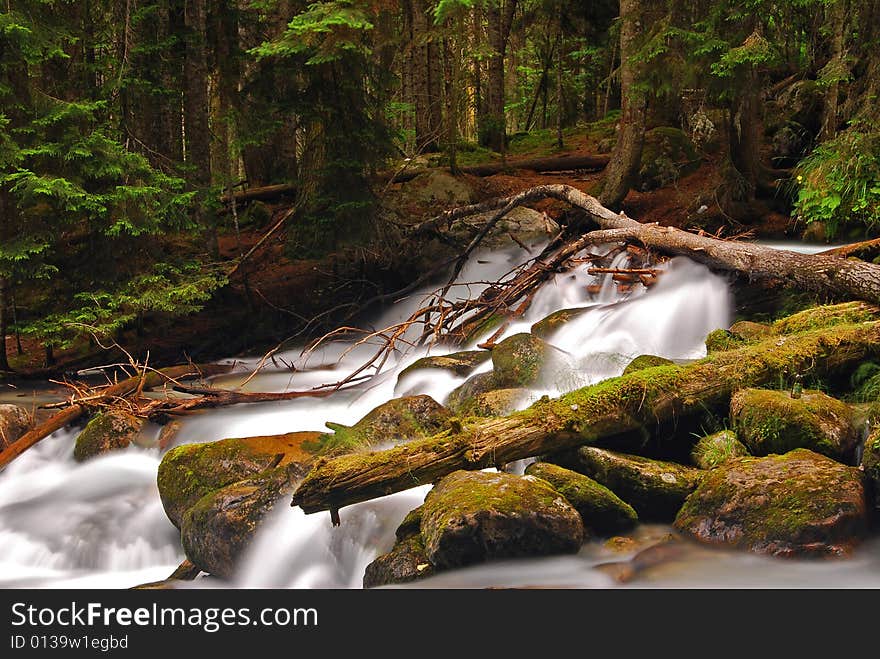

[0,363,230,469]
[291,319,880,516]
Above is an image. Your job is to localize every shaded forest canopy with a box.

[1,0,879,374]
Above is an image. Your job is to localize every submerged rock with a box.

[690,429,750,469]
[530,308,591,340]
[731,388,859,462]
[622,355,674,376]
[524,462,638,534]
[550,446,702,521]
[157,431,319,527]
[861,427,880,513]
[674,449,869,557]
[73,411,145,462]
[397,350,491,382]
[312,395,451,453]
[181,466,296,579]
[0,404,30,449]
[420,470,584,569]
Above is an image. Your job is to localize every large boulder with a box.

[451,387,528,417]
[0,404,30,449]
[491,333,563,388]
[157,431,319,527]
[690,429,750,469]
[550,447,703,521]
[398,350,491,382]
[180,466,296,579]
[524,462,638,534]
[363,506,434,588]
[312,395,451,454]
[420,470,584,569]
[455,206,560,248]
[730,388,859,462]
[73,411,145,462]
[402,170,475,208]
[530,308,590,340]
[861,427,880,514]
[674,449,869,557]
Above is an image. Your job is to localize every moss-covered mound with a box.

[690,429,750,469]
[861,427,880,513]
[728,321,774,341]
[530,308,590,340]
[705,329,742,353]
[550,446,702,521]
[0,404,30,449]
[638,127,699,190]
[73,411,145,462]
[622,355,674,376]
[674,449,869,557]
[731,388,859,462]
[397,350,491,382]
[420,470,584,569]
[455,387,528,417]
[157,431,320,527]
[180,466,295,579]
[772,301,879,335]
[309,395,451,454]
[524,462,638,534]
[491,332,560,388]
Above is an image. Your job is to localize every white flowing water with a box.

[0,240,875,589]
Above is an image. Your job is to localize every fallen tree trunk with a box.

[0,363,230,469]
[820,237,880,262]
[291,320,880,515]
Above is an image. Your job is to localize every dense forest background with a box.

[1,0,879,374]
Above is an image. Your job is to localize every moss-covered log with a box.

[291,320,880,515]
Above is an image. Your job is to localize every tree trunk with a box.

[410,0,439,152]
[158,0,183,163]
[184,0,215,255]
[729,66,763,201]
[443,35,458,172]
[292,319,880,515]
[556,17,564,150]
[481,0,517,152]
[0,277,10,372]
[820,0,848,141]
[599,0,647,208]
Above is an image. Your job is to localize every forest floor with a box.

[1,124,809,386]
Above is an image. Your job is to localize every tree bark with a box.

[291,320,880,514]
[481,0,517,152]
[410,0,440,152]
[0,276,10,372]
[599,0,647,208]
[820,0,848,141]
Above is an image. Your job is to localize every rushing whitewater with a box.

[10,240,872,589]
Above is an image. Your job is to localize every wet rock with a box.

[0,404,30,449]
[491,333,562,388]
[861,427,880,514]
[363,535,435,588]
[731,388,859,462]
[313,395,451,453]
[690,429,750,469]
[73,411,145,462]
[550,446,703,521]
[595,534,685,583]
[674,449,869,557]
[420,470,584,569]
[181,466,296,579]
[157,431,319,527]
[398,350,491,382]
[728,321,774,341]
[524,462,638,534]
[530,308,590,340]
[622,355,674,376]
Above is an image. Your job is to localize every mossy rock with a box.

[731,388,859,462]
[674,449,869,557]
[397,350,491,382]
[861,427,880,514]
[420,470,585,569]
[157,431,320,528]
[524,462,638,534]
[772,301,880,335]
[690,429,750,469]
[0,404,30,449]
[622,355,674,376]
[403,170,475,207]
[550,447,703,521]
[728,321,774,341]
[180,465,296,579]
[455,206,559,248]
[491,332,562,388]
[363,534,435,588]
[530,308,590,340]
[73,411,145,462]
[309,395,451,454]
[705,329,742,353]
[455,387,528,417]
[445,372,501,414]
[638,127,699,190]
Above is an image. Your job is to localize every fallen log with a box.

[220,183,297,206]
[820,237,880,262]
[291,320,880,515]
[0,363,230,469]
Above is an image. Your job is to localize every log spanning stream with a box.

[2,240,879,589]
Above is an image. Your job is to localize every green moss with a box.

[491,333,553,387]
[773,301,879,335]
[622,354,674,376]
[728,321,774,341]
[861,427,880,513]
[690,429,750,469]
[73,411,144,462]
[705,329,742,353]
[530,308,590,340]
[454,388,527,417]
[398,350,491,381]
